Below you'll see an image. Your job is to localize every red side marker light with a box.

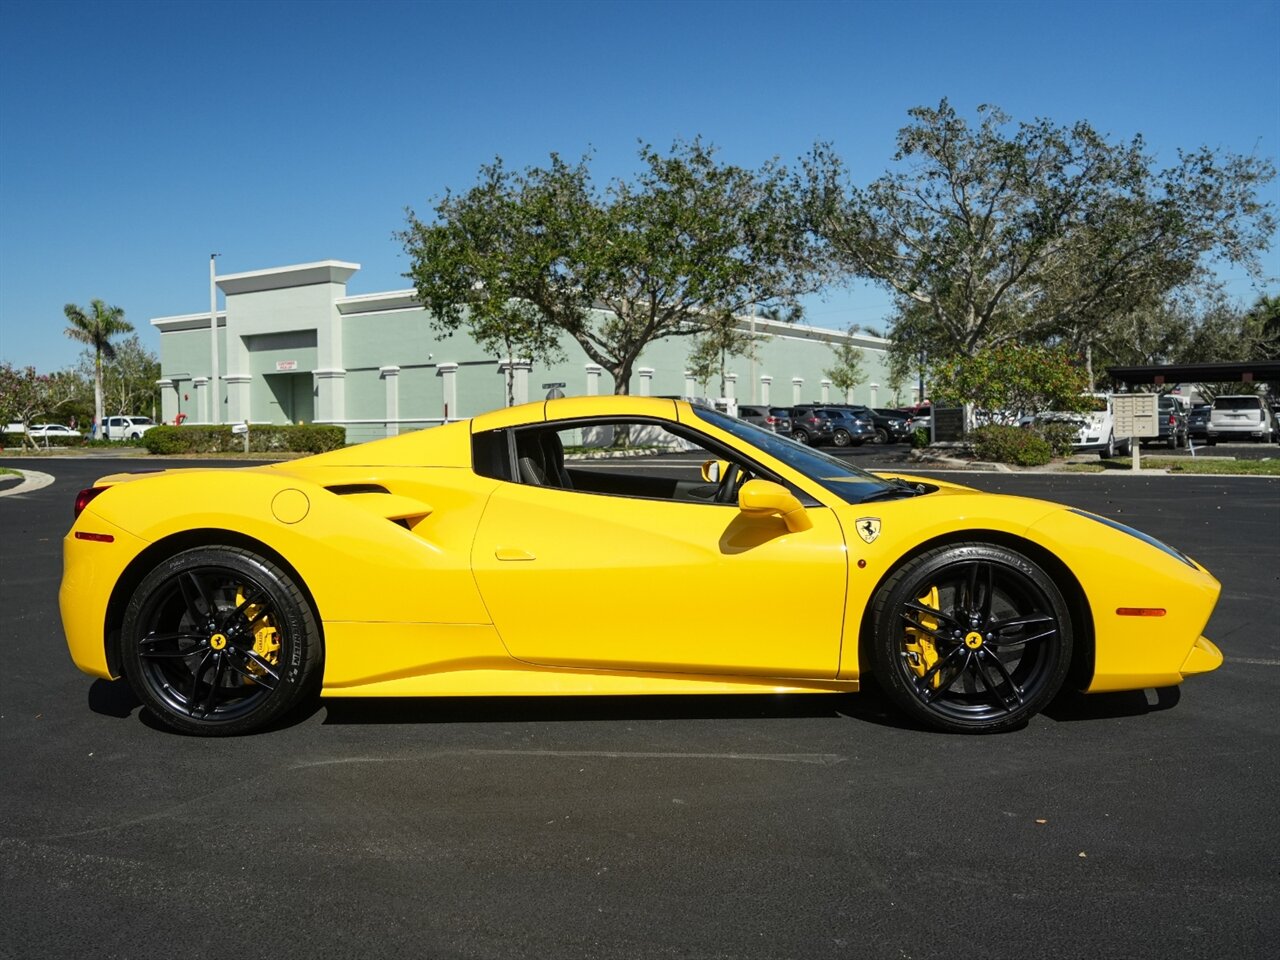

[75,531,114,543]
[74,486,107,519]
[1116,607,1166,617]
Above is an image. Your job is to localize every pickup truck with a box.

[101,415,158,441]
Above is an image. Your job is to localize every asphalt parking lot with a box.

[2,455,1277,960]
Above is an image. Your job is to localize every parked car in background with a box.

[1206,395,1276,444]
[1187,404,1211,441]
[28,424,83,439]
[101,416,158,441]
[736,405,792,436]
[1023,394,1130,457]
[1144,397,1187,449]
[816,408,875,447]
[787,406,835,445]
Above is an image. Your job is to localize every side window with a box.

[472,429,513,481]
[506,418,768,506]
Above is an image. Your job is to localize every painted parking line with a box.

[1225,657,1280,667]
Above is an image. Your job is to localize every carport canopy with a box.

[1107,360,1280,387]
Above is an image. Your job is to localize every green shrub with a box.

[970,425,1053,466]
[1035,422,1079,457]
[2,432,85,449]
[142,424,346,455]
[910,427,931,449]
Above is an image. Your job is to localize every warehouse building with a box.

[152,260,898,444]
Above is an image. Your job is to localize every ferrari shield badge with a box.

[856,517,882,544]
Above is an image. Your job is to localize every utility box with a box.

[1113,394,1159,439]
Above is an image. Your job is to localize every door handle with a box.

[494,547,536,562]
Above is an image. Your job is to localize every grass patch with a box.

[0,467,20,477]
[1090,456,1280,475]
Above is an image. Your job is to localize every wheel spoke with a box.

[179,571,218,624]
[990,613,1056,632]
[197,652,227,716]
[902,599,960,629]
[138,632,206,659]
[974,649,1021,712]
[226,647,279,691]
[978,563,994,620]
[994,626,1058,649]
[186,649,213,706]
[913,646,967,703]
[222,586,270,630]
[899,609,947,640]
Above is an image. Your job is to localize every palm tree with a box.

[64,299,133,436]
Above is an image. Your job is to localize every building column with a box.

[224,374,251,423]
[684,371,697,398]
[792,377,804,404]
[760,375,772,405]
[313,369,346,425]
[820,379,831,404]
[869,383,879,406]
[585,363,602,396]
[192,376,209,423]
[498,359,532,406]
[637,367,654,397]
[380,366,400,437]
[156,379,175,424]
[724,372,738,402]
[437,363,458,420]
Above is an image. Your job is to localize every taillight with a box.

[766,416,777,424]
[74,486,107,519]
[1169,415,1176,426]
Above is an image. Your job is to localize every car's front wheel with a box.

[868,542,1073,734]
[832,429,850,447]
[792,430,809,445]
[121,546,322,736]
[873,427,889,444]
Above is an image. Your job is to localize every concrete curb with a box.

[0,470,56,498]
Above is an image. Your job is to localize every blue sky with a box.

[2,0,1277,370]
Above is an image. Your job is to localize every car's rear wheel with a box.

[121,547,321,736]
[792,430,809,445]
[869,543,1072,734]
[873,427,889,444]
[833,429,850,447]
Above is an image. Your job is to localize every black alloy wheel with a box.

[873,427,889,444]
[833,429,851,447]
[121,547,321,736]
[869,543,1072,733]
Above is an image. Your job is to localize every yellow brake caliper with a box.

[236,586,280,681]
[904,586,942,687]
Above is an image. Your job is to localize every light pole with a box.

[209,253,220,424]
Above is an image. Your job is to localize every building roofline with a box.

[151,310,227,332]
[217,260,360,296]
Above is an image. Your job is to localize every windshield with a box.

[692,406,897,504]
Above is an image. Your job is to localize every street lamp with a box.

[209,253,220,424]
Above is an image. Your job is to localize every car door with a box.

[470,419,848,679]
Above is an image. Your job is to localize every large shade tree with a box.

[803,101,1276,374]
[64,299,133,433]
[402,140,817,395]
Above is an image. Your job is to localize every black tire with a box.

[121,546,322,736]
[868,542,1073,734]
[1104,433,1116,459]
[873,427,889,445]
[833,429,850,447]
[792,430,809,445]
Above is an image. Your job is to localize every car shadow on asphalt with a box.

[89,677,1185,734]
[1044,685,1181,721]
[319,685,918,730]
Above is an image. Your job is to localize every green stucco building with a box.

[152,260,901,444]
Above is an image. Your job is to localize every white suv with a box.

[1206,395,1275,444]
[101,416,158,441]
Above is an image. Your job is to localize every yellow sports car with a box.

[60,396,1223,735]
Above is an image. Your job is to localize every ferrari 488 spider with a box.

[60,396,1222,735]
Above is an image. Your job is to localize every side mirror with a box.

[700,458,730,483]
[737,479,812,533]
